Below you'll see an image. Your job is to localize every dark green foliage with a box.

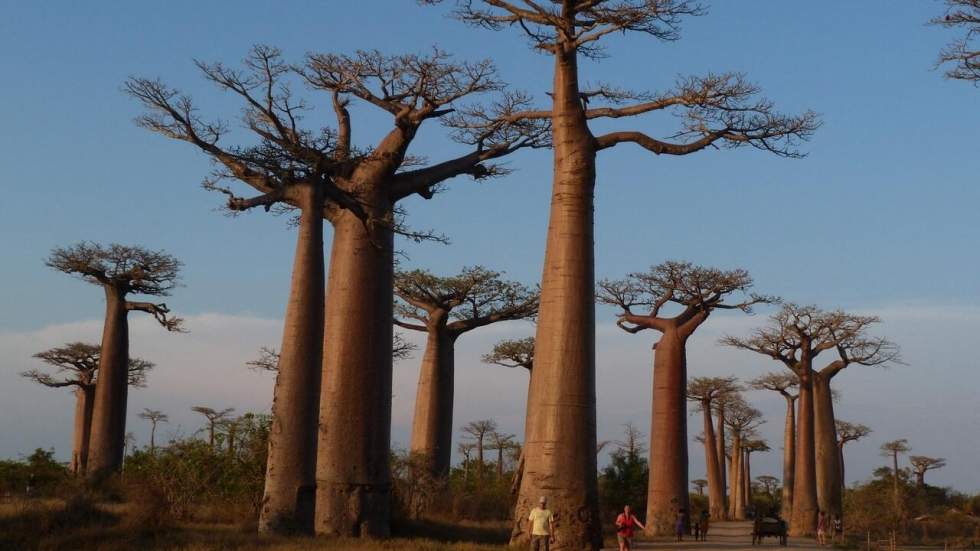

[598,443,649,520]
[0,448,70,498]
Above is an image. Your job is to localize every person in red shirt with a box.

[615,504,646,551]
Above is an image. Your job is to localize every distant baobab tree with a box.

[128,44,544,537]
[191,406,235,451]
[835,420,871,488]
[487,430,517,481]
[691,479,708,496]
[723,304,897,533]
[909,456,947,487]
[394,267,538,477]
[599,261,773,533]
[461,419,498,486]
[23,342,152,474]
[881,439,911,513]
[482,337,535,371]
[932,0,980,82]
[46,242,182,481]
[138,408,169,452]
[751,372,799,521]
[756,475,779,498]
[687,376,741,520]
[422,2,818,547]
[741,439,770,511]
[723,400,763,521]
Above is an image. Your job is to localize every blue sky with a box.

[1,2,978,490]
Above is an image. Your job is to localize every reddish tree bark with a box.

[751,372,798,521]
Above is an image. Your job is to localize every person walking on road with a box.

[528,496,555,551]
[615,505,645,551]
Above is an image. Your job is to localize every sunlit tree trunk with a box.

[259,184,325,534]
[70,386,95,475]
[790,365,818,536]
[813,372,842,520]
[410,318,456,477]
[316,198,394,538]
[701,403,725,520]
[730,431,744,520]
[744,448,752,512]
[716,405,728,518]
[782,395,797,521]
[86,288,129,481]
[513,45,601,550]
[646,330,689,534]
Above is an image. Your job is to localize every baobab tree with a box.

[191,406,234,451]
[932,0,980,82]
[741,439,770,512]
[687,376,741,520]
[138,408,169,453]
[46,243,182,481]
[881,439,911,514]
[488,430,517,480]
[394,267,538,477]
[482,336,535,371]
[751,372,799,521]
[461,419,499,486]
[129,46,544,537]
[722,304,894,534]
[422,3,817,547]
[756,475,779,498]
[909,456,947,487]
[724,401,763,521]
[599,262,772,533]
[691,479,707,496]
[836,420,871,488]
[23,343,152,474]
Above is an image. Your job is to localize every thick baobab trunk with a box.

[837,443,845,490]
[813,373,842,520]
[730,432,744,520]
[716,405,728,518]
[915,471,925,487]
[149,421,157,452]
[891,451,901,513]
[409,322,455,477]
[70,385,95,474]
[701,404,725,520]
[260,185,325,534]
[782,396,796,521]
[316,203,394,538]
[646,331,689,535]
[513,48,602,551]
[86,288,129,481]
[744,449,752,511]
[790,368,818,536]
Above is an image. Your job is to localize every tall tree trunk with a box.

[838,443,845,490]
[71,386,95,474]
[915,471,924,487]
[813,373,842,520]
[86,287,129,481]
[316,201,394,538]
[716,404,728,518]
[512,45,602,551]
[744,449,752,512]
[790,367,818,536]
[701,403,725,520]
[409,322,455,478]
[731,431,744,520]
[259,185,326,534]
[782,396,796,521]
[892,451,901,515]
[645,331,689,535]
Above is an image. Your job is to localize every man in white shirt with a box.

[527,496,555,550]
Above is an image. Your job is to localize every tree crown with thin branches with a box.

[394,266,539,335]
[932,0,980,83]
[836,420,872,445]
[482,336,535,371]
[23,342,153,389]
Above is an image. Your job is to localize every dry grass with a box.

[0,497,513,551]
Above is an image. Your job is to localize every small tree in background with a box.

[909,456,947,488]
[138,409,169,453]
[599,424,649,519]
[482,337,534,371]
[836,420,872,488]
[192,407,235,452]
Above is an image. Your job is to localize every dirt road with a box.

[607,521,822,551]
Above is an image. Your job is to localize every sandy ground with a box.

[605,521,822,551]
